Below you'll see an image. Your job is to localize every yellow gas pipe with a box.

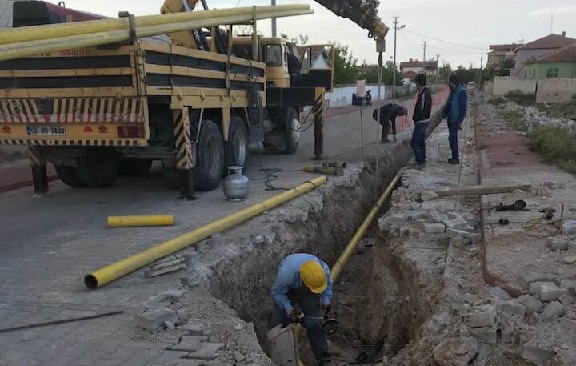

[0,7,313,62]
[107,215,174,228]
[84,176,327,289]
[0,4,311,45]
[294,171,402,365]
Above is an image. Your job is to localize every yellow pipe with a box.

[294,171,402,364]
[108,215,175,228]
[0,4,311,45]
[0,8,313,61]
[84,176,327,289]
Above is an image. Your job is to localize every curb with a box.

[0,174,60,194]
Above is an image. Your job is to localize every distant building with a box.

[487,43,523,69]
[524,42,576,79]
[512,33,576,79]
[400,59,438,83]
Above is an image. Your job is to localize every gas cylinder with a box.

[223,166,249,201]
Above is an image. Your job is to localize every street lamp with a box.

[392,18,405,98]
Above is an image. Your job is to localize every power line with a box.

[403,28,487,51]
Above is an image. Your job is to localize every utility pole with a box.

[271,0,277,37]
[422,41,427,74]
[435,53,440,83]
[392,16,398,99]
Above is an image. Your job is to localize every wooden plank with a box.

[421,184,532,197]
[0,68,135,78]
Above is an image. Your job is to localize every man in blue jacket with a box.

[443,74,468,164]
[271,253,333,365]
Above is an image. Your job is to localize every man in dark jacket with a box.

[411,74,432,168]
[287,52,302,87]
[442,74,468,164]
[372,103,408,143]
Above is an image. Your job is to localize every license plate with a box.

[26,125,65,136]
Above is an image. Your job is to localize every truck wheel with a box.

[284,107,300,154]
[76,156,119,188]
[54,165,85,188]
[119,159,153,177]
[225,116,249,171]
[193,119,224,191]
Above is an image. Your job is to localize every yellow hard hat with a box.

[300,260,327,294]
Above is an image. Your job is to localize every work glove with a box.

[287,309,300,323]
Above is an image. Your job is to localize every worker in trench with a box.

[271,253,333,365]
[373,103,408,143]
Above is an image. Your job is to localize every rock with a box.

[542,301,564,321]
[443,217,472,231]
[405,210,428,221]
[468,305,497,328]
[136,308,179,331]
[446,228,482,244]
[420,191,439,201]
[180,272,204,289]
[421,200,456,212]
[178,322,206,335]
[470,327,497,344]
[558,294,574,305]
[186,343,226,361]
[168,336,208,352]
[562,255,576,265]
[233,351,246,362]
[522,343,556,364]
[486,287,512,301]
[518,272,557,289]
[560,279,576,296]
[530,282,568,302]
[433,336,478,366]
[427,310,450,332]
[518,295,543,315]
[546,237,569,251]
[379,213,406,231]
[562,220,576,235]
[496,301,526,320]
[158,289,186,303]
[421,223,446,234]
[234,323,244,331]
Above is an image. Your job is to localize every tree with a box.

[333,44,359,85]
[289,34,309,46]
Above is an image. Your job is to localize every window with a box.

[546,68,559,78]
[264,44,283,67]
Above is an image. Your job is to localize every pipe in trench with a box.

[107,215,175,228]
[294,171,403,365]
[84,176,327,289]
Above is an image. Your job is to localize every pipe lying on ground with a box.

[294,171,402,365]
[0,4,311,46]
[84,176,327,289]
[107,215,174,228]
[0,7,313,62]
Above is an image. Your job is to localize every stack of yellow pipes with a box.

[0,4,313,62]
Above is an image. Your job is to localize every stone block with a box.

[168,336,208,352]
[470,327,497,344]
[421,223,446,234]
[562,219,576,235]
[518,295,543,315]
[443,217,471,231]
[522,344,555,364]
[158,289,186,303]
[560,279,576,296]
[486,286,512,301]
[420,191,439,201]
[135,308,178,331]
[186,343,225,361]
[562,255,576,264]
[379,213,405,231]
[177,322,206,336]
[529,282,568,302]
[496,301,526,320]
[468,305,497,328]
[405,210,428,221]
[542,301,564,322]
[447,228,482,244]
[546,237,569,251]
[518,272,557,289]
[421,200,456,211]
[427,310,450,333]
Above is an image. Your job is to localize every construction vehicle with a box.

[0,0,387,198]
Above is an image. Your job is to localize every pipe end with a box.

[84,274,99,289]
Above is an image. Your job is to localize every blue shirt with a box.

[271,253,333,313]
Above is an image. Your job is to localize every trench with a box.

[206,114,444,365]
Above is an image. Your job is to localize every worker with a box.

[442,74,468,165]
[372,103,408,143]
[271,253,333,365]
[410,73,432,169]
[287,52,302,87]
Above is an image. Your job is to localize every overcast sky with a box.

[50,0,576,68]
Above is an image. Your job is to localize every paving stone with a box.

[529,282,568,302]
[518,272,557,289]
[518,295,543,315]
[542,301,564,321]
[135,308,179,331]
[168,336,208,352]
[486,286,512,300]
[468,305,497,328]
[522,344,555,364]
[496,301,526,320]
[421,223,446,234]
[177,322,206,336]
[185,343,225,361]
[469,327,497,344]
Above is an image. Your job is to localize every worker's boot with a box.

[447,158,460,165]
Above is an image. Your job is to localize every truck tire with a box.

[54,165,85,188]
[284,107,300,154]
[192,119,224,191]
[225,116,249,171]
[76,156,119,188]
[119,159,153,177]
